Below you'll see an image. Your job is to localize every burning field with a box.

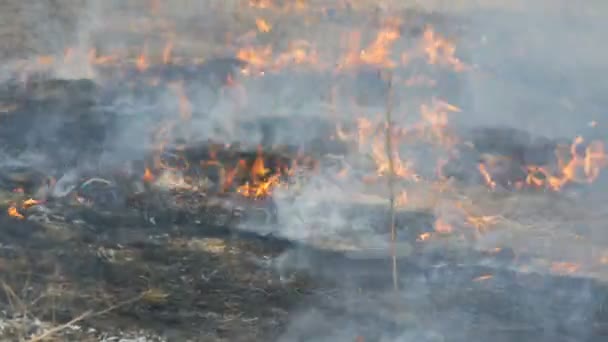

[0,0,608,341]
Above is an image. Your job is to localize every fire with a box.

[417,99,461,147]
[255,18,272,33]
[275,40,320,68]
[38,55,55,66]
[136,52,149,72]
[395,191,408,207]
[434,218,453,234]
[370,127,418,181]
[237,46,273,70]
[525,137,606,191]
[421,27,465,72]
[252,148,270,180]
[359,18,401,68]
[143,168,155,183]
[22,198,40,209]
[249,0,273,9]
[162,40,174,64]
[417,232,432,241]
[473,274,493,282]
[237,174,281,199]
[340,17,401,69]
[551,262,580,274]
[466,214,499,233]
[8,205,24,220]
[478,163,496,189]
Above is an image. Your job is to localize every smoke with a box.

[460,1,608,139]
[2,1,608,341]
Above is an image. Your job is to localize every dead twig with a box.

[27,310,92,342]
[383,70,398,292]
[27,291,147,342]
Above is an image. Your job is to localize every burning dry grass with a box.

[0,0,607,341]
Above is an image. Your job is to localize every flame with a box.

[8,205,24,219]
[421,27,465,72]
[38,55,55,66]
[275,40,320,68]
[237,174,281,199]
[88,49,119,65]
[162,40,174,64]
[478,163,496,189]
[473,274,493,282]
[143,168,155,183]
[22,198,40,209]
[249,0,273,9]
[237,46,273,70]
[417,99,461,147]
[359,19,401,68]
[417,232,432,241]
[136,53,149,72]
[370,129,418,181]
[395,191,408,207]
[466,214,499,233]
[525,137,606,191]
[251,147,270,182]
[356,117,374,152]
[434,218,453,234]
[340,18,401,69]
[551,262,580,274]
[255,18,272,33]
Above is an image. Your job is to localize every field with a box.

[0,1,608,341]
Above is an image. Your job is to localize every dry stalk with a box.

[383,70,398,292]
[26,291,147,342]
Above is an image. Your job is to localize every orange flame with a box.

[473,274,493,282]
[551,262,580,274]
[422,27,465,72]
[255,18,272,33]
[417,232,432,241]
[434,218,453,234]
[143,168,155,183]
[162,40,174,64]
[478,163,496,189]
[22,198,40,209]
[526,137,606,191]
[8,205,24,219]
[136,53,149,72]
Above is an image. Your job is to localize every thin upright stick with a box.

[383,70,398,292]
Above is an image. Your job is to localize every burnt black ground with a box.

[0,194,607,341]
